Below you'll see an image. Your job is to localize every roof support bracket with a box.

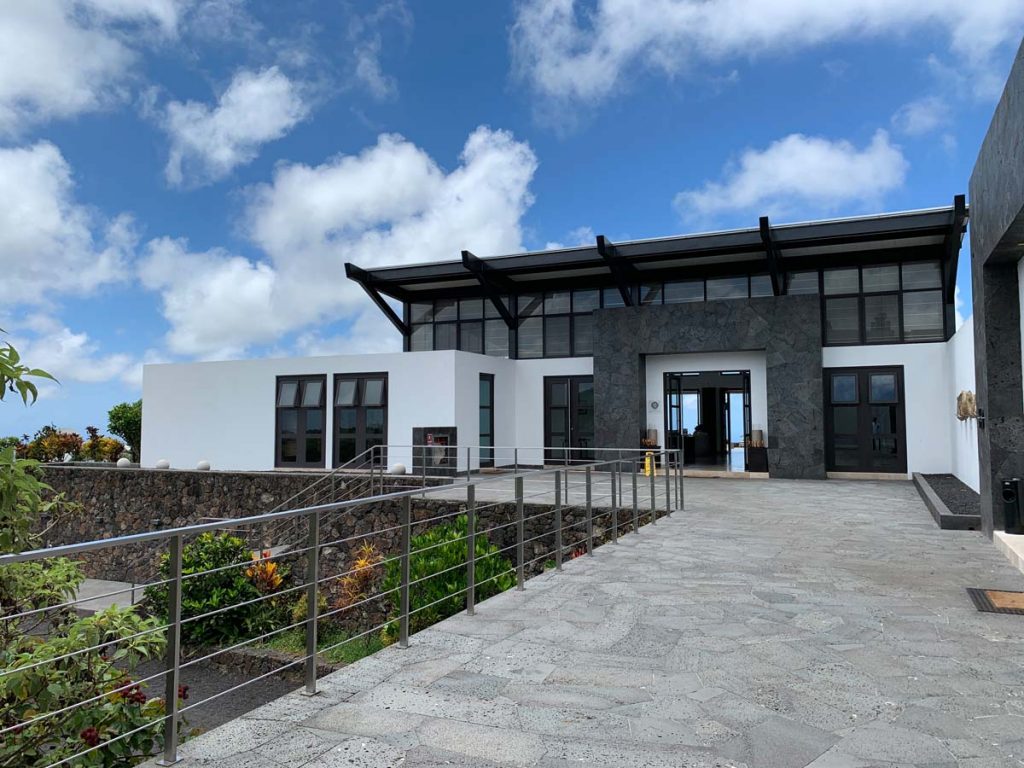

[943,194,968,303]
[462,250,516,328]
[596,235,634,306]
[344,263,410,336]
[758,216,784,296]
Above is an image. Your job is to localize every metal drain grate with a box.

[967,588,1024,615]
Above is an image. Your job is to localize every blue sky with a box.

[2,1,1022,438]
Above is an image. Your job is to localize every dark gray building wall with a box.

[592,295,824,479]
[969,40,1024,537]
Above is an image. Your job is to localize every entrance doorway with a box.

[544,376,594,464]
[824,367,906,473]
[333,374,388,467]
[665,370,751,471]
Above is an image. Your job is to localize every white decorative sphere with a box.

[196,460,211,471]
[155,459,171,469]
[116,457,131,468]
[390,463,407,475]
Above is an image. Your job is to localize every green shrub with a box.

[145,533,290,647]
[108,400,141,462]
[80,426,125,462]
[382,514,515,641]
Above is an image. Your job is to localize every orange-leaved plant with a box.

[338,542,383,610]
[246,550,283,594]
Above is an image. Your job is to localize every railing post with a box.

[466,484,476,616]
[157,533,183,766]
[554,470,563,571]
[650,461,657,526]
[466,446,471,482]
[665,451,672,515]
[515,476,525,590]
[632,461,639,533]
[421,446,426,489]
[679,449,685,511]
[610,465,618,544]
[399,496,411,648]
[585,466,593,556]
[303,510,320,695]
[514,447,518,474]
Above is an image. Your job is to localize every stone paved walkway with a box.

[165,479,1024,768]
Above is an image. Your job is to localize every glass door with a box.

[824,367,906,473]
[333,374,388,468]
[544,376,594,464]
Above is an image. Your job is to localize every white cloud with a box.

[673,130,908,226]
[161,66,310,187]
[0,142,135,306]
[9,315,136,391]
[347,1,412,101]
[140,126,537,358]
[0,0,183,136]
[954,284,967,331]
[510,0,1024,114]
[891,96,948,136]
[544,225,594,250]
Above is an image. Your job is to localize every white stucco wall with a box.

[643,351,769,447]
[142,351,591,472]
[144,351,465,472]
[948,317,980,491]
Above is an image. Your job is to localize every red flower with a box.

[80,727,101,747]
[177,684,189,701]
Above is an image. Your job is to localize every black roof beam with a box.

[943,194,968,303]
[462,250,516,328]
[758,216,784,296]
[596,235,635,306]
[344,262,410,336]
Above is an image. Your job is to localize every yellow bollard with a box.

[644,451,653,477]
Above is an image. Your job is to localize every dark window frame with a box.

[479,373,495,468]
[275,374,326,469]
[332,373,389,468]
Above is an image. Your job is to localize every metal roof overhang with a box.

[346,199,968,308]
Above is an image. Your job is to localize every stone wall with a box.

[37,465,446,582]
[592,295,824,479]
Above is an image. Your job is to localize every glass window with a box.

[518,293,544,318]
[517,317,543,358]
[706,276,748,300]
[864,294,900,343]
[301,380,323,407]
[573,314,593,356]
[277,380,298,407]
[831,374,858,403]
[787,271,819,294]
[459,298,484,320]
[902,261,942,290]
[409,302,432,323]
[749,275,773,297]
[573,289,600,313]
[279,410,297,434]
[640,284,662,305]
[410,324,432,351]
[434,323,457,350]
[902,290,944,340]
[479,377,492,407]
[459,320,483,354]
[545,291,571,314]
[825,297,860,344]
[663,281,703,303]
[602,287,626,308]
[545,316,571,357]
[434,299,457,322]
[485,320,509,357]
[280,439,297,462]
[862,265,899,293]
[484,297,509,319]
[363,379,386,406]
[335,379,357,406]
[824,268,859,295]
[870,374,898,403]
[832,406,859,433]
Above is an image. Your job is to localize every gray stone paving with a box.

[163,478,1024,768]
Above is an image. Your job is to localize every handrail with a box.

[0,450,676,565]
[0,448,684,766]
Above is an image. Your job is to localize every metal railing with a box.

[0,449,683,767]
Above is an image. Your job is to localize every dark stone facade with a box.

[592,295,824,479]
[969,40,1024,537]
